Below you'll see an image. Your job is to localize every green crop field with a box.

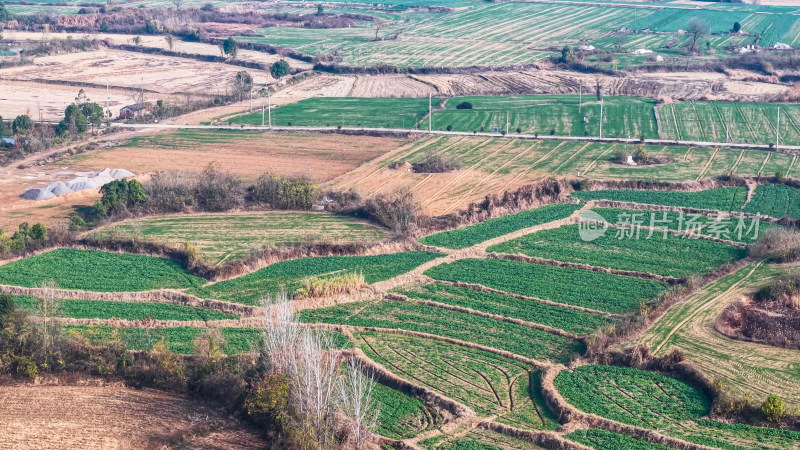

[355,331,558,429]
[394,283,614,336]
[189,251,442,305]
[658,102,800,146]
[424,258,666,315]
[566,429,673,450]
[743,184,800,218]
[300,299,583,362]
[593,207,773,243]
[370,380,441,440]
[11,295,237,321]
[431,96,658,139]
[0,249,206,292]
[419,203,581,249]
[572,187,748,211]
[555,365,800,449]
[90,212,388,264]
[422,428,546,449]
[229,97,437,129]
[489,224,746,278]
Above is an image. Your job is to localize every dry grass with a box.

[295,271,367,299]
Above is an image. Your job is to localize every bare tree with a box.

[613,33,628,51]
[35,280,62,367]
[171,0,184,10]
[339,358,379,450]
[374,22,384,42]
[686,18,710,54]
[164,34,174,51]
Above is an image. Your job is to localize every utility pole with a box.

[262,103,265,126]
[106,81,110,123]
[268,90,272,128]
[249,90,253,113]
[506,111,509,135]
[599,99,604,139]
[428,93,432,133]
[579,81,582,114]
[777,107,780,150]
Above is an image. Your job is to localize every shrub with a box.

[362,189,420,234]
[93,179,148,218]
[516,127,521,134]
[0,294,14,319]
[446,124,453,131]
[271,59,291,79]
[762,394,788,422]
[245,373,289,429]
[14,356,38,380]
[295,271,366,298]
[252,174,317,210]
[412,152,461,173]
[68,216,86,231]
[776,171,787,183]
[456,101,473,110]
[193,165,243,212]
[12,115,31,136]
[144,170,196,213]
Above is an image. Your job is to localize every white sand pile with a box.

[21,168,136,201]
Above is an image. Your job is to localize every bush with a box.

[516,127,522,134]
[271,60,290,79]
[456,101,473,110]
[14,356,38,380]
[252,175,317,210]
[762,394,788,422]
[362,189,420,234]
[68,215,86,231]
[446,124,453,131]
[12,115,31,136]
[144,171,196,213]
[295,271,366,298]
[776,171,787,183]
[93,179,148,218]
[193,165,243,212]
[0,294,14,320]
[245,373,289,430]
[411,152,462,173]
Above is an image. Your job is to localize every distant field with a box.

[12,295,236,321]
[189,251,442,305]
[228,97,438,129]
[431,96,658,139]
[0,249,205,292]
[425,258,666,314]
[572,187,748,211]
[743,183,800,218]
[658,102,800,146]
[90,212,387,264]
[566,429,673,450]
[489,224,746,278]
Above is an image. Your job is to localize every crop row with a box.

[424,258,666,315]
[371,380,441,440]
[189,251,442,305]
[420,203,581,249]
[355,331,558,429]
[554,365,800,449]
[394,282,613,336]
[489,224,746,278]
[0,249,206,292]
[12,295,237,321]
[565,429,672,450]
[300,299,582,362]
[743,184,800,218]
[572,187,748,211]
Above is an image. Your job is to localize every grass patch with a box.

[743,184,800,218]
[12,295,237,321]
[572,187,747,211]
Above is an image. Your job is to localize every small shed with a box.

[119,103,152,119]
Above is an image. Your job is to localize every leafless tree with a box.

[686,18,710,54]
[339,358,379,450]
[164,34,174,51]
[171,0,184,10]
[35,280,62,367]
[374,22,384,41]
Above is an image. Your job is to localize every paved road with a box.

[109,123,800,153]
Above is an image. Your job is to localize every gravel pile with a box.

[21,168,135,201]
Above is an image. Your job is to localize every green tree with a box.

[732,22,741,33]
[93,179,148,217]
[762,394,788,423]
[0,294,14,321]
[80,102,104,128]
[270,59,290,80]
[222,37,238,59]
[560,45,574,63]
[57,104,88,135]
[316,3,324,14]
[613,33,628,51]
[99,20,109,32]
[12,115,31,136]
[29,223,47,241]
[0,2,9,22]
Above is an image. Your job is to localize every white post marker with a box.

[249,90,253,113]
[268,90,272,128]
[579,81,582,114]
[262,103,265,126]
[506,111,509,134]
[599,99,604,139]
[428,93,432,133]
[777,107,780,150]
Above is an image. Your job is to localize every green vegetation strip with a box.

[394,283,613,336]
[743,184,800,218]
[489,224,746,278]
[424,258,666,315]
[228,97,438,129]
[189,251,443,305]
[300,299,583,363]
[0,249,206,292]
[572,187,747,211]
[566,429,673,450]
[371,381,441,440]
[555,365,800,449]
[12,295,237,321]
[419,203,581,249]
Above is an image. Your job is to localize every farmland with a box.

[0,249,206,292]
[419,203,581,249]
[555,364,800,449]
[394,282,614,336]
[188,251,442,305]
[572,187,748,211]
[299,299,583,362]
[65,325,263,354]
[743,183,800,218]
[89,212,388,264]
[565,429,673,450]
[229,97,437,129]
[657,102,800,146]
[488,224,746,278]
[11,295,237,321]
[370,380,442,440]
[424,258,666,315]
[355,331,558,428]
[430,96,658,139]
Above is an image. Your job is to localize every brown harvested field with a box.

[3,30,313,71]
[0,49,248,94]
[0,384,267,449]
[0,80,142,120]
[349,75,437,97]
[54,130,414,183]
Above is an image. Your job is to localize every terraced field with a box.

[555,365,800,449]
[743,184,800,218]
[489,224,746,278]
[424,258,666,315]
[638,262,800,407]
[90,212,388,264]
[420,428,546,449]
[188,251,443,305]
[0,249,206,292]
[65,325,263,354]
[300,299,584,363]
[355,331,559,429]
[572,187,748,211]
[430,95,658,138]
[658,102,800,146]
[370,380,442,440]
[565,429,673,450]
